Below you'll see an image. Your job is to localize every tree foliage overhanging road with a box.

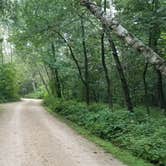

[81,0,166,75]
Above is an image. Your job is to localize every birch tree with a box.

[80,0,166,75]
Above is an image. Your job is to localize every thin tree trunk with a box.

[38,70,50,95]
[107,32,133,112]
[101,31,113,108]
[80,0,166,75]
[50,68,56,96]
[0,39,4,65]
[55,31,86,86]
[44,65,51,82]
[92,88,98,102]
[80,17,90,105]
[51,42,62,98]
[143,63,150,114]
[156,69,165,108]
[54,29,92,104]
[60,78,65,98]
[100,0,113,108]
[32,78,37,92]
[148,0,165,109]
[54,69,62,98]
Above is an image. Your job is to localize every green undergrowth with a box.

[44,95,166,166]
[24,86,46,99]
[0,98,20,103]
[0,64,20,103]
[46,107,153,166]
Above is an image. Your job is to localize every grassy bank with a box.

[44,95,166,166]
[46,107,153,166]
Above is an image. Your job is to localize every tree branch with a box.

[80,0,166,75]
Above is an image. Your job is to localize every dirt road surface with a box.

[0,99,126,166]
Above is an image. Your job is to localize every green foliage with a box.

[4,0,166,165]
[0,64,19,102]
[25,86,47,99]
[45,96,166,166]
[88,103,110,112]
[48,109,153,166]
[11,0,166,109]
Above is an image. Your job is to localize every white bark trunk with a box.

[80,0,166,75]
[108,0,116,18]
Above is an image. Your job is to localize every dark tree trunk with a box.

[107,33,133,112]
[143,63,150,114]
[148,0,165,109]
[55,31,89,102]
[51,42,62,98]
[54,68,62,98]
[80,0,166,75]
[101,31,113,108]
[49,68,56,96]
[0,38,4,65]
[156,69,165,108]
[92,88,98,102]
[38,70,50,95]
[44,65,51,82]
[80,17,90,105]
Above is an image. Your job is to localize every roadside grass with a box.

[0,104,5,114]
[134,106,166,119]
[0,98,20,104]
[46,107,153,166]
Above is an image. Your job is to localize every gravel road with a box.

[0,99,125,166]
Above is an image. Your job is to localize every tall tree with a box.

[80,16,90,104]
[50,42,62,98]
[149,0,165,108]
[100,0,113,108]
[80,0,166,75]
[107,32,133,111]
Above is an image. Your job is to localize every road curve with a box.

[0,99,125,166]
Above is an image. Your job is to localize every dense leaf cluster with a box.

[0,64,19,102]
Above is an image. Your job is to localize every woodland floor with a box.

[0,99,125,166]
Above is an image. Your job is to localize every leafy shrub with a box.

[44,96,166,166]
[0,64,19,102]
[25,86,47,99]
[88,103,110,112]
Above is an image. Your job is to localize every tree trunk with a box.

[80,0,166,75]
[80,17,90,105]
[32,78,37,92]
[49,68,56,96]
[38,70,50,95]
[55,31,87,87]
[101,31,113,108]
[92,88,98,102]
[44,65,51,82]
[148,0,165,109]
[55,30,91,103]
[0,38,4,65]
[143,63,150,114]
[51,42,62,98]
[54,68,62,98]
[156,69,165,108]
[107,32,133,112]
